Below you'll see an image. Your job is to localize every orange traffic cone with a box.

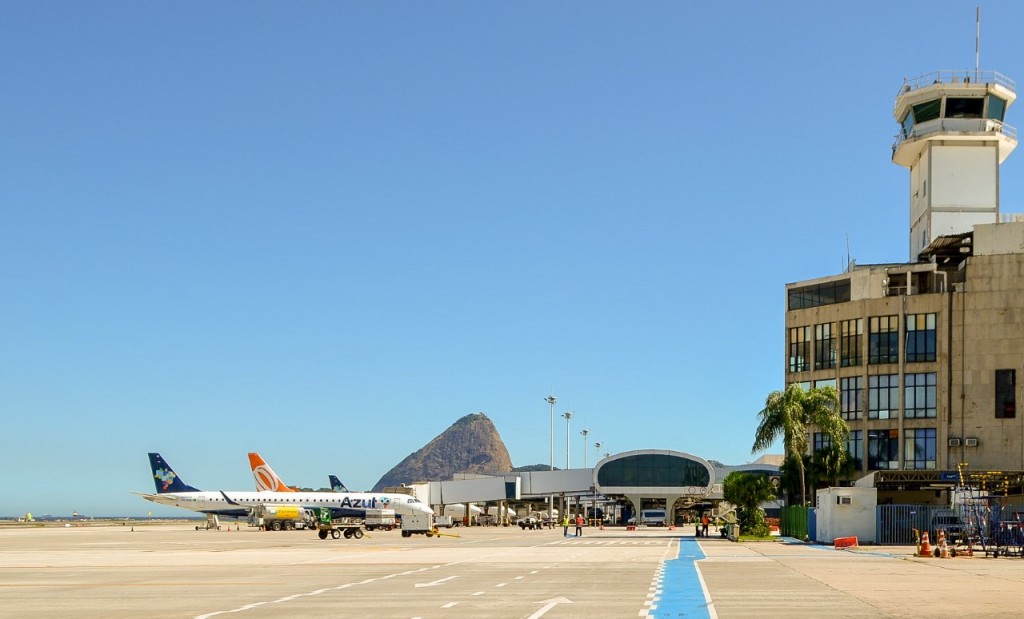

[938,529,949,558]
[919,530,934,557]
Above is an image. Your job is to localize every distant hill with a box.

[371,413,514,492]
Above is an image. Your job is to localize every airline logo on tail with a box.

[154,467,178,491]
[248,452,297,492]
[147,453,201,494]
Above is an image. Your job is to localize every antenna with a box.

[975,6,980,81]
[845,233,852,271]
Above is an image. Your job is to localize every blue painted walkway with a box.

[647,537,713,618]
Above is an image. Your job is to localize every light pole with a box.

[593,442,602,523]
[545,395,556,520]
[562,411,573,469]
[581,429,590,467]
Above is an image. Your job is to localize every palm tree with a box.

[752,384,848,507]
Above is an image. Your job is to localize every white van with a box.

[639,509,666,526]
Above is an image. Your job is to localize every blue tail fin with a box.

[149,453,201,493]
[329,475,350,493]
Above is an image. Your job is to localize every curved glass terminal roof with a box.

[596,451,712,490]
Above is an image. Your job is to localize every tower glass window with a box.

[904,372,936,418]
[945,97,984,119]
[789,326,810,373]
[814,323,836,370]
[867,429,899,470]
[912,99,940,123]
[905,313,936,363]
[869,374,899,419]
[840,318,862,367]
[988,95,1007,121]
[904,428,936,470]
[869,316,899,364]
[841,376,863,421]
[996,369,1016,419]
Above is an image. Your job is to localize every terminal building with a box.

[788,69,1024,501]
[417,450,780,526]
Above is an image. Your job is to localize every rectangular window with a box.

[996,369,1016,418]
[905,313,937,363]
[905,372,937,418]
[912,99,940,123]
[840,319,863,367]
[867,429,899,470]
[988,95,1007,121]
[869,374,900,419]
[904,428,937,470]
[789,326,810,373]
[841,376,863,421]
[813,432,832,453]
[945,97,984,119]
[787,280,851,310]
[846,430,863,471]
[814,323,836,370]
[869,316,899,364]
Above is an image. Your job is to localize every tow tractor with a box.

[314,508,365,540]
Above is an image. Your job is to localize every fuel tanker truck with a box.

[249,504,313,531]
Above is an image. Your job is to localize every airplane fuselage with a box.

[143,490,433,519]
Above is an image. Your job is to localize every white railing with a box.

[892,117,1017,152]
[897,70,1015,101]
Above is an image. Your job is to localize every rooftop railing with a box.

[894,70,1015,110]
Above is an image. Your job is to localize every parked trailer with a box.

[400,513,458,538]
[314,508,365,540]
[364,508,396,531]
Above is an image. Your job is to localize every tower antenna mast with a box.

[975,6,980,82]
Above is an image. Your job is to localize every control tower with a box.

[892,70,1017,259]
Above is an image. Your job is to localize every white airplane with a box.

[141,453,433,520]
[440,503,484,519]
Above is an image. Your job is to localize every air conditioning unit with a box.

[948,438,962,447]
[965,438,979,447]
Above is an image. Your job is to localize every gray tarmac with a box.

[3,521,1024,618]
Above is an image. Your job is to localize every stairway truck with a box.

[251,505,311,531]
[364,509,396,531]
[400,513,438,537]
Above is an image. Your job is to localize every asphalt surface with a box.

[4,522,1024,618]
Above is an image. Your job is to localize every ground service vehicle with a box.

[250,505,312,531]
[314,508,365,540]
[363,509,396,531]
[628,509,666,526]
[517,515,542,530]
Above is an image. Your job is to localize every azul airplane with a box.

[141,453,433,520]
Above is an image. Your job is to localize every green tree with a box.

[722,471,777,537]
[808,444,857,489]
[752,384,848,507]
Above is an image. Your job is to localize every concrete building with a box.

[787,69,1024,500]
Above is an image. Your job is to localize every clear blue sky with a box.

[4,2,1024,517]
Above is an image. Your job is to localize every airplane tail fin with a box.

[148,453,201,493]
[248,452,297,492]
[329,475,351,493]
